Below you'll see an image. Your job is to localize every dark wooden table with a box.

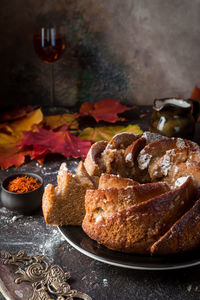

[1,106,200,300]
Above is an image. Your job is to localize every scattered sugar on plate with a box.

[103,279,109,287]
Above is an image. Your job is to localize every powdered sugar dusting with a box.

[39,228,65,260]
[138,151,152,170]
[142,131,166,144]
[176,138,186,149]
[174,176,190,188]
[160,153,173,176]
[173,165,179,176]
[103,278,109,287]
[95,215,103,223]
[102,148,117,155]
[59,162,68,172]
[125,153,133,162]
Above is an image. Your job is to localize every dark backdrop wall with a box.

[0,0,200,108]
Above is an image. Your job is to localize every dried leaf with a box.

[0,133,19,147]
[43,114,79,130]
[0,105,37,123]
[78,98,135,123]
[0,108,43,169]
[18,126,91,159]
[0,124,13,134]
[10,108,43,137]
[78,124,143,141]
[0,132,31,169]
[31,145,50,163]
[191,85,200,103]
[0,108,43,138]
[0,147,32,170]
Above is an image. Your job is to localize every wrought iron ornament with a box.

[0,250,92,300]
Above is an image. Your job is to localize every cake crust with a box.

[82,177,196,253]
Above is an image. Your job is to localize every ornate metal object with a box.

[0,250,92,300]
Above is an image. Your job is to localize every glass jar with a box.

[149,98,198,138]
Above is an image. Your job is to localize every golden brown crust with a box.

[82,177,196,253]
[85,182,170,218]
[76,161,95,189]
[107,133,140,149]
[124,137,146,167]
[98,173,139,189]
[151,197,200,255]
[138,137,200,186]
[84,141,108,176]
[42,184,57,224]
[166,161,200,188]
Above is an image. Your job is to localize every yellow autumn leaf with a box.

[43,113,79,130]
[0,108,43,138]
[78,124,143,141]
[10,108,43,136]
[0,108,43,150]
[0,133,19,148]
[0,123,13,134]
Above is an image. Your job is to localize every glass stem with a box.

[50,63,55,107]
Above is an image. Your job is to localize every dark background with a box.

[0,0,200,108]
[1,2,200,299]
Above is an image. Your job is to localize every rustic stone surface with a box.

[0,107,200,299]
[0,1,200,109]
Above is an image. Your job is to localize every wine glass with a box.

[34,26,66,113]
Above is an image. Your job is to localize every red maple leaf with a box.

[78,98,135,123]
[31,145,50,163]
[0,147,32,170]
[18,126,91,159]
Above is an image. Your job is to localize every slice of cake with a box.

[42,162,94,226]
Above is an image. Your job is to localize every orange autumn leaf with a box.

[190,85,200,122]
[190,85,200,103]
[78,124,143,142]
[0,108,43,169]
[78,98,135,123]
[18,126,91,159]
[0,147,32,170]
[0,134,33,169]
[43,113,78,130]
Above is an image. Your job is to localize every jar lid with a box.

[153,98,191,111]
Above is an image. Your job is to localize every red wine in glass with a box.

[34,29,66,64]
[33,27,66,110]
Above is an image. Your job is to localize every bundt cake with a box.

[42,131,200,255]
